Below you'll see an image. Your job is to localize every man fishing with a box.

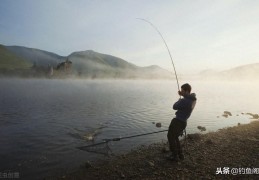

[167,83,197,161]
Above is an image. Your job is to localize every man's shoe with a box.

[179,153,184,160]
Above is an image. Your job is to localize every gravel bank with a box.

[56,121,259,180]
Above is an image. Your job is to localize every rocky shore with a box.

[57,121,259,180]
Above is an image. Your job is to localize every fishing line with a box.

[137,18,180,92]
[77,19,188,155]
[137,18,189,152]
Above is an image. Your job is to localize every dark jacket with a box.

[173,93,197,122]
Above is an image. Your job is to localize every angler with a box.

[138,19,197,162]
[77,19,197,160]
[167,83,197,161]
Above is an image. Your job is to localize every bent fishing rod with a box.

[138,18,188,151]
[77,19,186,153]
[137,18,180,92]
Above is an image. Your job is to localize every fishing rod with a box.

[77,129,168,151]
[137,18,189,151]
[106,129,168,141]
[137,18,180,92]
[77,19,187,154]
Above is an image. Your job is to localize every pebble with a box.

[120,173,125,179]
[147,161,155,167]
[156,122,162,128]
[224,111,232,116]
[197,126,206,132]
[222,114,228,118]
[247,113,259,119]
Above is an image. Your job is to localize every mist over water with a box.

[0,79,258,179]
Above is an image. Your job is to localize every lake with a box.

[0,79,258,179]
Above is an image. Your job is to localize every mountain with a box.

[5,45,65,67]
[141,65,174,79]
[221,63,259,80]
[67,50,172,78]
[68,50,138,69]
[199,63,259,81]
[2,44,258,80]
[0,45,172,79]
[0,45,32,70]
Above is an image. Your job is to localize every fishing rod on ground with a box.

[77,129,169,155]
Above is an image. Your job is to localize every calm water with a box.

[0,79,258,179]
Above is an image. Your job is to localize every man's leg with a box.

[177,122,187,160]
[167,119,176,152]
[167,119,181,161]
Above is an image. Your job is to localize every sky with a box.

[0,0,259,74]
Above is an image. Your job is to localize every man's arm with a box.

[173,99,185,110]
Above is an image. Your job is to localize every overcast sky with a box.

[1,0,258,74]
